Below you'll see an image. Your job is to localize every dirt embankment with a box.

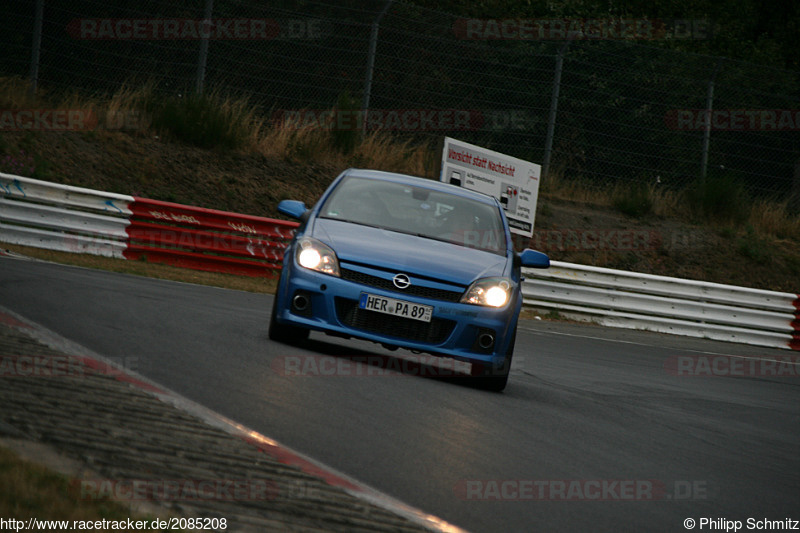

[2,129,798,293]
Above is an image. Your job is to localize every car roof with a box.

[342,168,499,207]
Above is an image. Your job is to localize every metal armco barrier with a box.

[2,174,798,349]
[126,197,297,277]
[523,261,800,351]
[0,173,133,257]
[0,173,298,277]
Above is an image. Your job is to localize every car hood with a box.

[311,218,507,285]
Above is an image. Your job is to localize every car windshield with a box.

[319,176,507,255]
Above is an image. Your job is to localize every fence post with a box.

[28,0,44,96]
[790,159,800,215]
[542,41,569,182]
[195,0,214,94]
[361,0,394,133]
[700,58,723,181]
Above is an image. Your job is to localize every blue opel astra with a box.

[270,168,549,391]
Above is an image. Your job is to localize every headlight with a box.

[461,277,514,307]
[295,237,340,276]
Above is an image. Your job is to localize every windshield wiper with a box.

[318,216,388,230]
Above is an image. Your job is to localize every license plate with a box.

[358,293,433,323]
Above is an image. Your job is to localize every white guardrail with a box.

[1,173,798,350]
[523,262,799,351]
[0,172,133,258]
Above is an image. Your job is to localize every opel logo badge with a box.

[393,273,411,289]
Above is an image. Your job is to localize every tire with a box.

[471,327,516,392]
[268,290,309,345]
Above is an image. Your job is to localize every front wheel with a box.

[268,291,309,345]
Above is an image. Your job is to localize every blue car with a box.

[269,168,549,391]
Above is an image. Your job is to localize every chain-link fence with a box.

[2,0,799,197]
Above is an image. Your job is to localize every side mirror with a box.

[518,248,550,269]
[278,200,309,221]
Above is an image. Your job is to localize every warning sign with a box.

[440,137,540,237]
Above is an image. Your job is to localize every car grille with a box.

[340,268,463,302]
[335,298,456,344]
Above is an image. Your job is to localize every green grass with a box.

[687,172,751,223]
[0,446,180,529]
[31,154,52,180]
[149,91,258,150]
[737,225,771,262]
[613,182,654,218]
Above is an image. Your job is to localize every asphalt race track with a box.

[1,256,798,532]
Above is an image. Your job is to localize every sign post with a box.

[440,137,541,237]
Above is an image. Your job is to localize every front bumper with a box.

[273,262,520,366]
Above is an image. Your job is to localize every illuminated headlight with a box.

[295,237,340,276]
[461,278,514,307]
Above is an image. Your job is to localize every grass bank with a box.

[1,76,798,292]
